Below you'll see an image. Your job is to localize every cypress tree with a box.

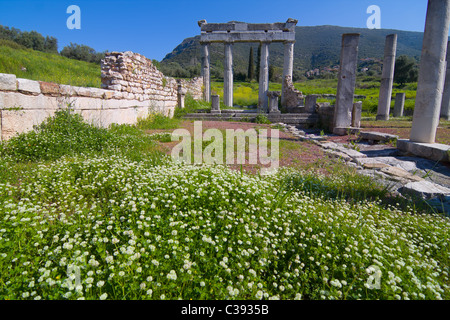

[247,47,255,81]
[256,43,261,81]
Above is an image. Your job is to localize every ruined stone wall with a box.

[101,51,203,101]
[0,51,204,141]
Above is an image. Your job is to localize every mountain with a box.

[160,25,424,78]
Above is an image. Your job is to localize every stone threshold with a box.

[397,139,450,163]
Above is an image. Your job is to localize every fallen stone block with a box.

[334,146,367,160]
[324,149,352,162]
[362,162,391,169]
[360,131,398,143]
[401,181,450,200]
[356,156,418,172]
[380,166,423,182]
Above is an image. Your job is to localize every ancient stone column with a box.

[201,42,211,102]
[258,42,270,113]
[223,42,234,107]
[305,95,318,113]
[352,101,363,128]
[411,0,450,143]
[177,80,187,109]
[267,91,281,114]
[211,95,221,114]
[281,41,295,107]
[377,34,398,121]
[440,41,450,120]
[333,33,360,135]
[393,93,406,117]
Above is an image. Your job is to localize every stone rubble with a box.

[275,122,450,215]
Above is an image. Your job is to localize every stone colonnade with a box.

[198,19,298,112]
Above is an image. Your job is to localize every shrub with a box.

[254,114,271,124]
[0,108,114,162]
[137,112,181,130]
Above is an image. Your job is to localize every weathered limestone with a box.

[258,42,270,112]
[0,51,204,140]
[198,19,298,111]
[441,41,450,120]
[360,131,399,143]
[223,43,233,107]
[17,79,41,95]
[410,0,450,143]
[211,95,221,114]
[198,19,297,43]
[267,91,281,114]
[397,139,450,162]
[281,41,295,107]
[101,51,203,105]
[177,80,187,109]
[393,93,406,117]
[0,73,16,91]
[333,33,360,135]
[352,101,363,128]
[377,34,398,121]
[201,42,211,102]
[282,75,304,108]
[304,95,318,113]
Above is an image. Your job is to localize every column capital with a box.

[200,41,211,45]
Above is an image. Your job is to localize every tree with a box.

[394,55,418,86]
[255,43,261,81]
[61,43,105,64]
[247,47,255,81]
[44,36,58,53]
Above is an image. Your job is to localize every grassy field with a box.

[360,117,450,145]
[0,45,101,88]
[211,79,418,117]
[0,108,449,300]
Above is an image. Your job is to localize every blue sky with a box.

[0,0,429,61]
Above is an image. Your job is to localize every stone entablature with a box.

[198,19,298,110]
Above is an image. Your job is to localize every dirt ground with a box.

[147,119,450,174]
[147,120,328,175]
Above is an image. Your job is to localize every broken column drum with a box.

[198,19,298,110]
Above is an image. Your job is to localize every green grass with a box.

[137,113,181,130]
[0,45,101,88]
[0,110,449,300]
[210,78,418,117]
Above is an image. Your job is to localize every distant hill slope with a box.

[161,25,424,76]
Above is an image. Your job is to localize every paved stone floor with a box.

[278,123,450,215]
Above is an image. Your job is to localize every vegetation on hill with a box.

[0,45,101,87]
[0,25,106,65]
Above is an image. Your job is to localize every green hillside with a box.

[161,25,424,79]
[0,44,101,88]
